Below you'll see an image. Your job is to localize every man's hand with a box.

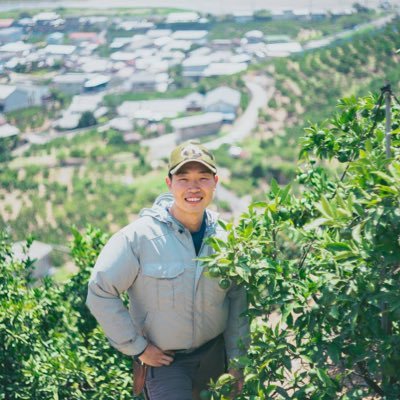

[138,344,174,367]
[228,368,244,398]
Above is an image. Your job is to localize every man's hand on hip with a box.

[139,344,175,367]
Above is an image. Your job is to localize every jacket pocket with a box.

[202,276,229,307]
[142,263,185,310]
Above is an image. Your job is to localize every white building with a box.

[118,99,186,121]
[52,73,88,95]
[0,84,30,112]
[0,27,24,44]
[128,72,169,93]
[171,30,208,45]
[68,93,103,114]
[182,56,211,78]
[0,123,19,138]
[202,62,247,77]
[172,112,223,142]
[204,86,241,119]
[166,12,200,24]
[42,44,77,56]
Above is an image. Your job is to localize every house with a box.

[162,40,192,52]
[32,12,65,32]
[68,93,103,114]
[210,39,234,51]
[128,72,169,93]
[0,41,33,55]
[69,32,98,42]
[52,73,88,95]
[117,20,154,32]
[244,30,264,43]
[146,29,172,39]
[172,112,223,142]
[165,12,200,25]
[18,84,50,107]
[12,241,53,279]
[202,62,247,77]
[117,99,186,121]
[0,84,30,112]
[0,123,20,138]
[79,57,111,73]
[108,117,133,132]
[0,19,14,29]
[42,44,77,56]
[84,74,110,92]
[185,92,204,112]
[182,56,211,78]
[204,86,241,120]
[171,30,208,45]
[53,112,81,130]
[0,27,23,44]
[46,32,64,44]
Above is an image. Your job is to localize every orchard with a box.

[1,93,399,399]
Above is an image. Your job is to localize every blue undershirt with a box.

[190,213,207,256]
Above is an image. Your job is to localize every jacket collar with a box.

[139,193,218,234]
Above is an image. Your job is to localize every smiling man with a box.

[86,141,249,399]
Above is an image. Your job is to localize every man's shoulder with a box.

[119,215,164,241]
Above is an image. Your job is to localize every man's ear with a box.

[165,176,172,189]
[214,175,219,185]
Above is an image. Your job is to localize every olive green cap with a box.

[168,141,217,175]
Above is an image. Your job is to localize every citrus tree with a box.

[0,228,141,400]
[204,93,400,399]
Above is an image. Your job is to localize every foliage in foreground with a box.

[0,228,142,400]
[203,94,400,398]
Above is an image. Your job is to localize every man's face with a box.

[166,161,218,216]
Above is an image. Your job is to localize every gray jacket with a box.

[86,193,249,361]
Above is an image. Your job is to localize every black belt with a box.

[170,334,222,358]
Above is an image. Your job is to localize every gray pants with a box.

[145,335,226,400]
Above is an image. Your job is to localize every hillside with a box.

[215,17,400,198]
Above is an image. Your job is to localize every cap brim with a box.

[169,159,217,175]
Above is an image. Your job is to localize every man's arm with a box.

[86,232,148,356]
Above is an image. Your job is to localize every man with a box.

[86,141,249,399]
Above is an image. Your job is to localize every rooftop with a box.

[0,84,16,100]
[0,123,20,138]
[171,112,223,129]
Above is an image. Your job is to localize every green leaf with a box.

[325,242,352,252]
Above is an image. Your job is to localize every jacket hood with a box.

[140,192,219,231]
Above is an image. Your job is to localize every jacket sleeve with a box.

[86,231,148,356]
[223,282,250,362]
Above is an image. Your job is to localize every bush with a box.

[0,228,142,399]
[203,94,400,398]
